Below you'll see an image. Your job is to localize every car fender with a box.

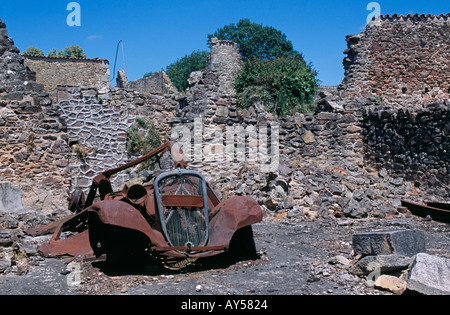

[88,200,168,249]
[207,196,263,248]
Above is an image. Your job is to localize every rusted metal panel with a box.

[38,230,92,258]
[35,209,91,258]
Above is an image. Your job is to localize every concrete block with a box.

[407,253,450,295]
[352,229,426,257]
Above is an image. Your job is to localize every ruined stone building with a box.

[0,13,448,220]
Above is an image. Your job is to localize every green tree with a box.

[207,18,301,61]
[234,56,319,116]
[209,19,319,116]
[164,50,209,91]
[23,46,44,56]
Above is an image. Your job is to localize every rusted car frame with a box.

[27,141,263,268]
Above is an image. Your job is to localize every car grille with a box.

[164,207,207,247]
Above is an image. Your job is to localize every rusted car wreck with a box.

[27,142,263,269]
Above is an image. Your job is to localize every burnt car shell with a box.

[28,141,263,266]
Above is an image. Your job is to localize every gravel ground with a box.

[0,214,449,297]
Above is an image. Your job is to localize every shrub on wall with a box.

[126,117,162,170]
[234,56,319,116]
[48,45,87,58]
[23,46,44,57]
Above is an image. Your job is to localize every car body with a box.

[28,142,263,268]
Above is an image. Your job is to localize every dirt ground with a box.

[1,213,449,297]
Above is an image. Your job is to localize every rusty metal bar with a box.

[401,200,450,223]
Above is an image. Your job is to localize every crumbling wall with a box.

[339,13,450,108]
[331,13,450,196]
[167,37,370,209]
[1,13,448,222]
[0,20,43,100]
[0,19,70,216]
[0,94,70,214]
[23,55,110,101]
[125,71,178,95]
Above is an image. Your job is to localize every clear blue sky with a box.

[1,0,448,86]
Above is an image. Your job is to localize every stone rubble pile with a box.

[347,229,450,295]
[219,156,443,222]
[0,226,50,276]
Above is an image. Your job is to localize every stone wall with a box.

[0,93,70,215]
[329,13,450,196]
[173,14,450,217]
[166,35,376,214]
[339,13,450,108]
[23,55,110,101]
[57,85,179,194]
[0,19,70,217]
[57,86,133,193]
[0,19,43,100]
[125,71,178,95]
[1,14,449,223]
[363,101,449,196]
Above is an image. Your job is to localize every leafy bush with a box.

[164,50,209,91]
[127,118,162,170]
[61,45,87,58]
[47,45,87,58]
[234,56,319,116]
[23,46,44,56]
[47,49,59,57]
[143,72,153,78]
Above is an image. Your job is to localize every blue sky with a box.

[1,0,448,86]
